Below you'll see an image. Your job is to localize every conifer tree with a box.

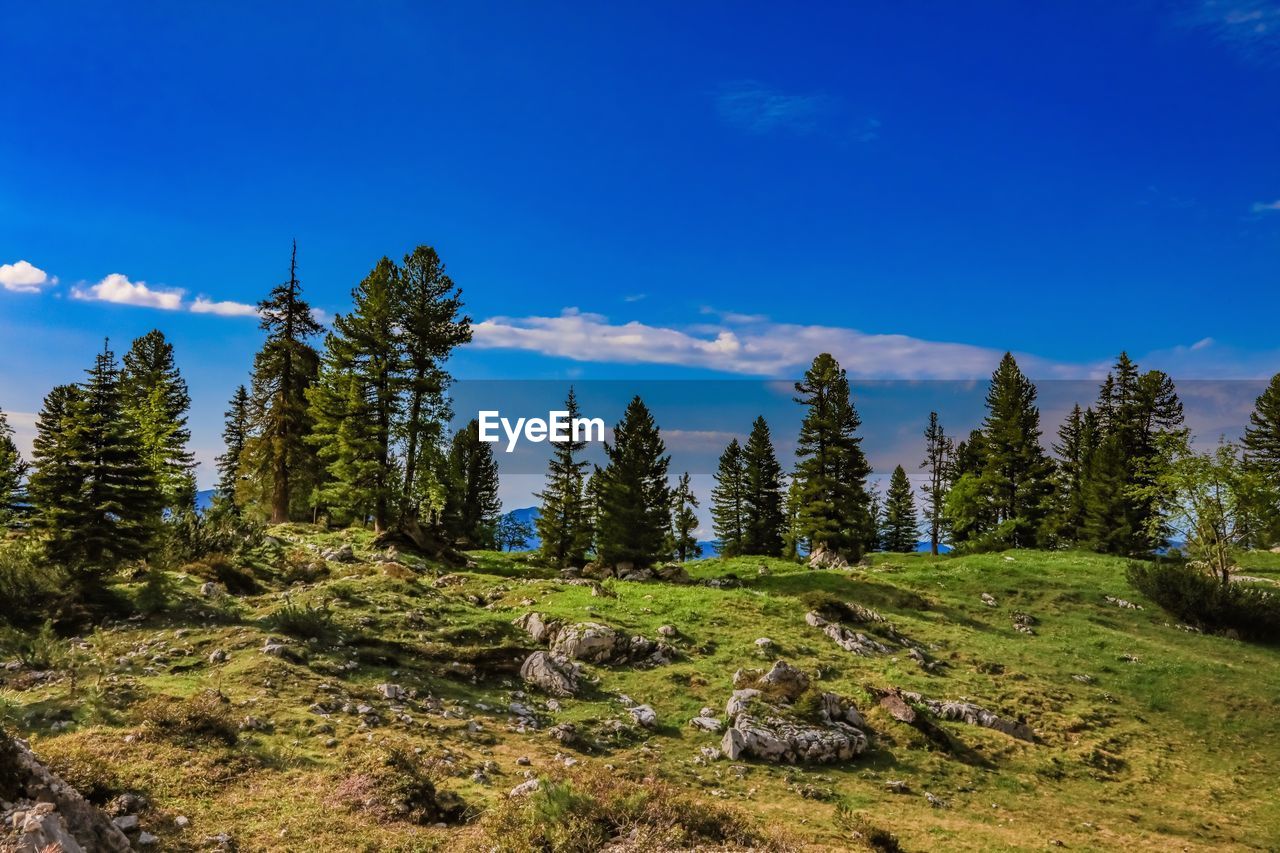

[120,330,196,511]
[1049,404,1097,545]
[670,472,702,561]
[920,411,953,555]
[536,388,592,568]
[882,465,919,552]
[867,483,884,552]
[1081,433,1132,553]
[240,241,323,523]
[710,438,747,556]
[30,345,162,577]
[792,353,873,561]
[216,385,250,510]
[594,396,671,567]
[397,246,472,519]
[0,407,27,526]
[742,416,785,556]
[307,258,402,531]
[1244,373,1280,479]
[977,353,1054,547]
[442,419,501,548]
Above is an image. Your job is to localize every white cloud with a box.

[716,81,836,135]
[1253,199,1280,212]
[190,296,259,318]
[72,273,184,311]
[472,308,1090,379]
[0,260,57,294]
[311,307,331,326]
[1182,1,1280,63]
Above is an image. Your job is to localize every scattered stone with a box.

[1011,612,1037,635]
[926,792,950,809]
[726,689,761,718]
[322,544,356,563]
[885,780,909,794]
[208,649,228,664]
[629,704,658,729]
[547,722,578,745]
[1104,595,1142,610]
[690,715,724,733]
[138,830,159,846]
[754,638,774,653]
[720,714,867,764]
[981,593,998,607]
[516,756,531,766]
[376,683,406,701]
[1120,654,1140,664]
[657,624,677,638]
[1072,674,1095,684]
[807,544,849,570]
[508,779,541,798]
[902,692,1035,741]
[877,691,917,724]
[174,816,190,829]
[807,611,894,656]
[758,660,810,701]
[199,581,221,597]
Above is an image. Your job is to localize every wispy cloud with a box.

[1181,0,1280,63]
[190,296,259,317]
[0,260,57,294]
[715,80,840,136]
[622,293,647,303]
[1252,199,1280,212]
[471,308,1089,379]
[72,273,185,311]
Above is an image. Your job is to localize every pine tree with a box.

[397,245,472,520]
[792,353,873,561]
[120,330,196,512]
[1049,404,1097,545]
[594,396,671,567]
[867,483,884,552]
[670,471,702,561]
[240,241,324,523]
[30,345,162,578]
[977,353,1055,547]
[920,411,953,555]
[710,438,747,557]
[307,258,402,531]
[216,385,250,510]
[536,388,592,568]
[742,416,785,556]
[1244,373,1280,478]
[443,419,501,548]
[1081,432,1132,553]
[0,407,27,526]
[882,465,919,552]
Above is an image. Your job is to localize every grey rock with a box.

[520,651,581,697]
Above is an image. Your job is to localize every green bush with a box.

[330,744,468,824]
[0,620,64,669]
[1127,560,1280,641]
[135,689,238,745]
[0,542,71,628]
[264,596,334,639]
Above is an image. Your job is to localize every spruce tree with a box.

[1244,373,1280,478]
[867,483,884,552]
[307,258,402,531]
[443,419,501,548]
[882,465,919,552]
[30,345,162,578]
[742,416,785,556]
[216,385,250,510]
[397,245,472,519]
[594,396,671,567]
[1049,404,1097,545]
[120,330,196,511]
[977,353,1055,547]
[0,407,27,526]
[1081,433,1132,553]
[792,353,873,561]
[670,471,702,561]
[240,241,323,523]
[920,411,953,555]
[710,438,747,557]
[536,388,592,568]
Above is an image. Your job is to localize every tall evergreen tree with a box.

[920,411,953,555]
[882,465,919,552]
[742,416,785,556]
[536,388,592,568]
[867,483,885,552]
[442,419,501,548]
[976,353,1055,547]
[30,345,162,578]
[1244,373,1280,479]
[307,258,402,531]
[240,241,324,523]
[1081,432,1132,554]
[710,438,747,557]
[216,385,250,510]
[670,472,702,562]
[792,353,873,561]
[0,407,27,526]
[1049,404,1098,545]
[594,396,671,567]
[397,245,472,520]
[120,330,196,511]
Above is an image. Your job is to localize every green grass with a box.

[2,530,1279,851]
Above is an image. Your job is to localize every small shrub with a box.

[0,542,71,628]
[137,566,177,614]
[835,801,903,852]
[185,553,260,595]
[330,744,468,824]
[135,689,238,745]
[41,739,129,805]
[264,596,334,639]
[1127,560,1280,641]
[0,620,64,669]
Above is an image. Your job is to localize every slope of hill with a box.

[2,534,1277,851]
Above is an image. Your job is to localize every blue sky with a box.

[2,1,1279,503]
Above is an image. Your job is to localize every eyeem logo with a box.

[478,410,606,452]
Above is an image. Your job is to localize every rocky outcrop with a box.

[513,614,674,667]
[519,651,581,697]
[905,694,1035,742]
[807,545,849,570]
[720,713,867,764]
[0,733,133,852]
[806,611,894,656]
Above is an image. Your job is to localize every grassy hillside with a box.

[2,531,1278,851]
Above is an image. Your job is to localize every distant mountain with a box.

[501,506,541,550]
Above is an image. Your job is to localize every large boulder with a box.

[720,714,867,764]
[807,544,849,570]
[758,660,810,701]
[513,612,561,645]
[0,733,133,852]
[550,622,622,664]
[519,652,581,697]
